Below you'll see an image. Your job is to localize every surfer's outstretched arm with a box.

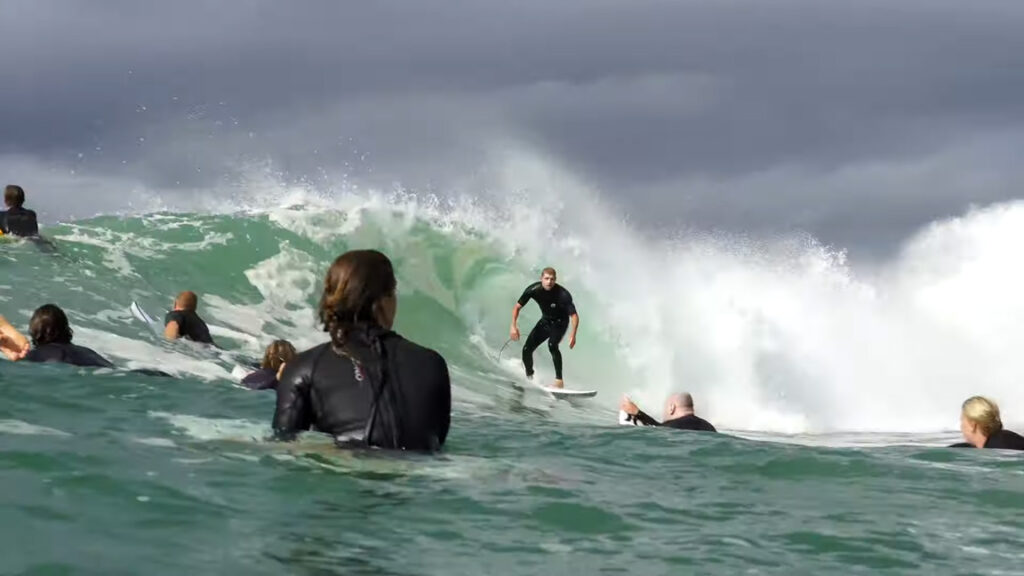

[620,394,662,426]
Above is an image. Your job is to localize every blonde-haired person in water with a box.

[240,340,297,390]
[953,396,1024,451]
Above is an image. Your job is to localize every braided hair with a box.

[318,249,402,447]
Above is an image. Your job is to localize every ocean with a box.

[2,193,1023,575]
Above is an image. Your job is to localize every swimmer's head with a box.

[540,267,557,290]
[961,396,1003,447]
[174,291,198,312]
[319,249,397,350]
[4,185,25,208]
[29,304,73,346]
[261,339,297,372]
[664,392,695,420]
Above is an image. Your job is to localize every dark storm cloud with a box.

[3,0,1024,258]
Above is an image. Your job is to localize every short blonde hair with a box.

[962,396,1003,437]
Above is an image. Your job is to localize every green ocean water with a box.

[2,207,1023,575]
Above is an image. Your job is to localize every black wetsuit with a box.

[241,368,279,390]
[517,282,577,379]
[950,429,1024,451]
[25,342,114,368]
[627,410,718,432]
[0,206,39,237]
[165,310,215,345]
[273,329,451,451]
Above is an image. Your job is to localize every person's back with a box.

[1,185,39,237]
[984,429,1024,451]
[662,413,717,432]
[272,249,452,452]
[275,331,450,450]
[26,342,113,368]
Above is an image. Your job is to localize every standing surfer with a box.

[509,267,579,389]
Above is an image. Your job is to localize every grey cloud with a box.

[3,0,1024,261]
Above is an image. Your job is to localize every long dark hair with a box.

[318,249,397,355]
[317,249,403,447]
[29,304,73,346]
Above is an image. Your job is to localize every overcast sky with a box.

[2,0,1023,260]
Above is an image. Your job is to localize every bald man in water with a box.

[620,392,717,432]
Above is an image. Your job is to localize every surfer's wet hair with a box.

[318,249,397,354]
[541,267,556,278]
[4,185,25,208]
[29,304,74,346]
[261,339,296,371]
[962,396,1003,437]
[175,291,198,312]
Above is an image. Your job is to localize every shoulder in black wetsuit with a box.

[517,281,577,322]
[165,310,215,345]
[25,342,114,368]
[949,430,1024,451]
[985,430,1024,451]
[241,368,279,390]
[0,207,39,237]
[631,409,718,432]
[273,331,451,451]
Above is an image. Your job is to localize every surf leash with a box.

[496,337,513,362]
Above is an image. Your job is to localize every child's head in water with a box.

[261,340,297,372]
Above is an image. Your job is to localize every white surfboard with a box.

[512,380,597,399]
[130,300,161,334]
[544,387,597,399]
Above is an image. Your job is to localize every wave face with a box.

[4,180,1024,434]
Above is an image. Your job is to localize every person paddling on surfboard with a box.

[509,267,579,389]
[164,291,216,346]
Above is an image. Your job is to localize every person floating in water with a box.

[0,184,39,238]
[21,304,114,368]
[951,396,1024,451]
[0,314,30,360]
[240,339,296,390]
[620,392,718,432]
[273,249,451,451]
[509,267,579,389]
[164,291,216,345]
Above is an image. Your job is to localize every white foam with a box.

[148,411,268,441]
[0,419,72,437]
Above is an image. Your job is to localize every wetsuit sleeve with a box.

[272,362,314,440]
[165,310,185,327]
[561,288,577,316]
[435,354,452,447]
[517,283,539,306]
[633,409,661,427]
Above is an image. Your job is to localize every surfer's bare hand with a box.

[509,325,520,341]
[620,395,639,415]
[569,334,576,349]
